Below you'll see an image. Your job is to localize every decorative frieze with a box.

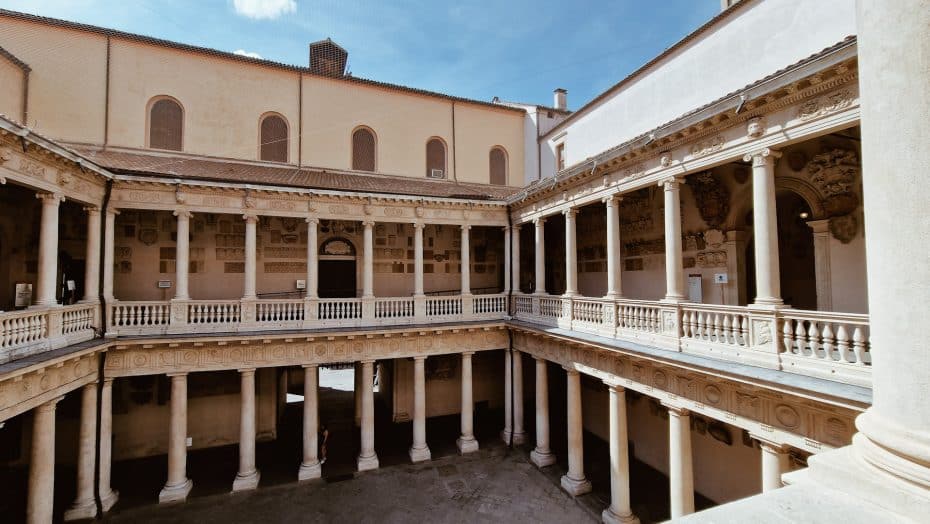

[0,351,99,422]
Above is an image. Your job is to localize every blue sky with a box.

[1,0,718,110]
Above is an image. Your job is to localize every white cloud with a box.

[233,49,264,59]
[232,0,296,20]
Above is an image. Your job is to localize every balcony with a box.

[0,304,99,364]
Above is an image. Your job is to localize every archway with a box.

[318,237,357,298]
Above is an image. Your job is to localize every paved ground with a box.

[102,445,596,524]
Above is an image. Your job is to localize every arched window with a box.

[426,138,446,178]
[352,127,376,171]
[148,97,183,151]
[260,113,289,162]
[489,146,508,185]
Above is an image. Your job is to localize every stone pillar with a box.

[305,218,319,299]
[354,362,362,427]
[27,396,62,524]
[409,356,431,462]
[64,384,98,520]
[807,219,832,311]
[242,214,258,300]
[602,385,638,524]
[512,225,521,293]
[502,348,512,443]
[534,218,546,294]
[298,364,321,480]
[413,223,425,297]
[666,405,695,518]
[503,226,512,294]
[460,225,471,295]
[34,193,63,306]
[564,209,578,296]
[81,207,101,303]
[605,195,623,298]
[160,372,193,502]
[456,351,479,453]
[512,349,525,444]
[754,436,790,492]
[173,210,191,300]
[357,360,379,471]
[98,378,118,512]
[660,177,685,301]
[362,221,374,298]
[233,369,260,491]
[744,148,783,306]
[530,357,556,467]
[102,210,117,302]
[561,368,591,496]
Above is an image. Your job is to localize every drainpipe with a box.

[93,178,113,515]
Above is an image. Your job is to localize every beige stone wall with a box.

[0,57,24,121]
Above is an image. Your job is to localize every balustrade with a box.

[318,299,362,322]
[188,301,241,325]
[426,296,462,318]
[256,300,305,324]
[0,304,98,363]
[374,298,414,319]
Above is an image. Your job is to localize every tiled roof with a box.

[0,9,524,114]
[69,146,518,201]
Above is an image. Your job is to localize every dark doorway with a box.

[319,260,356,298]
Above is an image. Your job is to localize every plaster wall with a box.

[544,0,857,171]
[0,58,24,121]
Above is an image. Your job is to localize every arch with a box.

[489,146,508,185]
[425,137,447,178]
[318,237,357,298]
[351,126,377,171]
[147,95,184,151]
[259,112,289,163]
[319,237,357,258]
[775,176,826,220]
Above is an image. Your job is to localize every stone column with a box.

[561,368,591,496]
[744,148,783,306]
[807,219,832,311]
[503,226,512,294]
[512,349,525,444]
[362,221,374,298]
[409,356,431,462]
[413,223,425,296]
[564,209,578,296]
[242,214,258,300]
[357,359,379,471]
[102,209,117,302]
[160,372,193,502]
[754,436,790,492]
[306,218,319,299]
[666,405,694,518]
[298,364,321,480]
[660,177,685,301]
[27,396,62,524]
[98,378,118,512]
[233,369,260,491]
[81,207,101,303]
[502,348,512,443]
[456,351,479,453]
[530,357,556,467]
[512,225,521,293]
[34,193,63,306]
[354,362,362,427]
[605,195,623,298]
[64,384,98,520]
[534,218,546,294]
[602,385,638,524]
[460,225,471,295]
[173,210,191,300]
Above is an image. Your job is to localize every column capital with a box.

[460,224,472,231]
[242,213,259,223]
[807,219,830,234]
[102,376,115,386]
[36,192,65,204]
[603,193,623,205]
[362,219,375,228]
[83,205,101,214]
[106,207,120,217]
[305,217,319,225]
[36,396,65,412]
[412,355,428,361]
[743,147,782,166]
[533,355,547,362]
[750,434,791,452]
[604,382,626,393]
[413,221,426,230]
[166,371,189,378]
[173,209,193,219]
[662,402,689,416]
[562,208,577,219]
[359,358,377,364]
[533,217,546,227]
[461,351,475,357]
[301,363,319,369]
[562,365,579,375]
[658,176,685,190]
[501,225,512,232]
[237,368,257,375]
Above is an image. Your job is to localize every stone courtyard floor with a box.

[102,444,596,524]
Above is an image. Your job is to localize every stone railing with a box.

[0,303,100,363]
[510,293,872,387]
[106,293,510,337]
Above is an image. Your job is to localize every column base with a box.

[100,488,119,513]
[500,429,528,446]
[63,500,97,521]
[409,445,432,463]
[456,436,479,454]
[601,507,640,524]
[357,453,380,472]
[297,460,321,481]
[159,479,192,503]
[500,429,512,444]
[560,474,592,496]
[530,448,557,468]
[231,470,260,492]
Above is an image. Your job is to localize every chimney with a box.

[553,88,567,111]
[309,38,349,77]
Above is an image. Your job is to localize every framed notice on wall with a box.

[14,282,32,308]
